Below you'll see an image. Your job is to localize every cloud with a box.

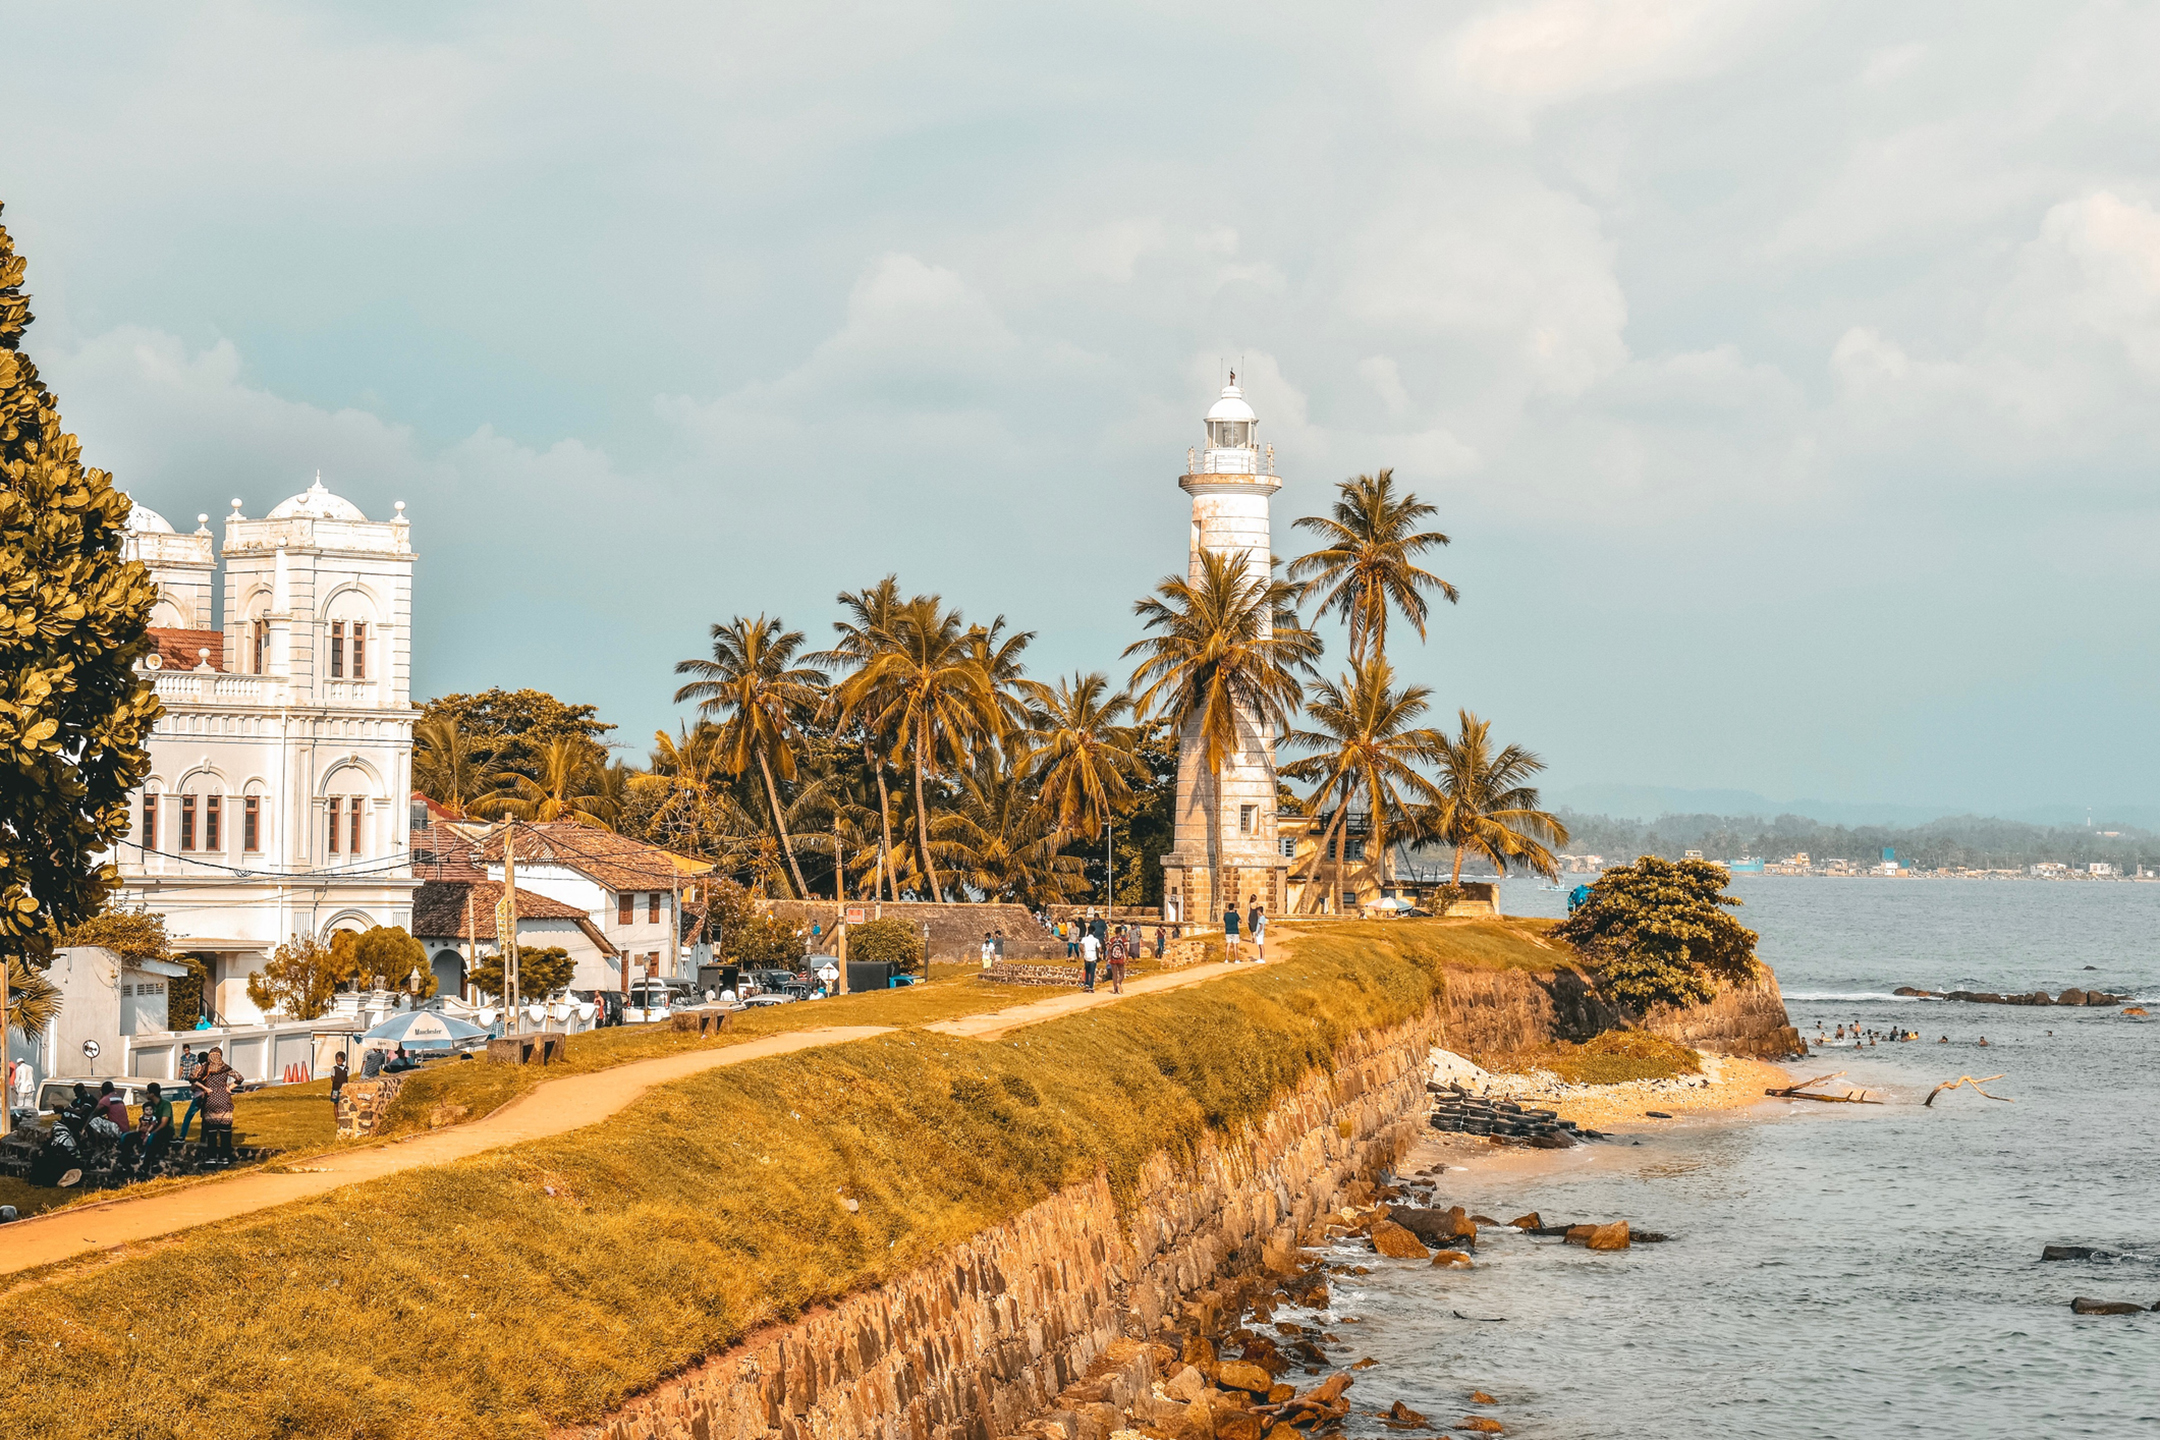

[1433,0,1789,112]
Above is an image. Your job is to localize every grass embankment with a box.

[0,920,1558,1440]
[1516,1030,1703,1085]
[0,976,1048,1221]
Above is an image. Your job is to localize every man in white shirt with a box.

[1079,929,1101,993]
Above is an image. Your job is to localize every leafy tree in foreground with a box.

[343,925,432,995]
[418,688,613,782]
[0,203,161,973]
[1553,854,1759,1011]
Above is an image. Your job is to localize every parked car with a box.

[572,989,626,1027]
[622,980,675,1024]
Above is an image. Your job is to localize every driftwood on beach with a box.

[1924,1073,2014,1107]
[1764,1072,1883,1104]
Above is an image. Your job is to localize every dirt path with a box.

[2,954,1265,1278]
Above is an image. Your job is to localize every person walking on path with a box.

[1248,900,1266,962]
[1223,903,1241,961]
[194,1048,244,1165]
[1153,925,1166,959]
[1079,928,1101,993]
[1106,931,1128,994]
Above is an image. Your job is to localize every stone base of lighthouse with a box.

[1161,856,1291,930]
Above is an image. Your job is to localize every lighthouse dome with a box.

[1204,382,1257,425]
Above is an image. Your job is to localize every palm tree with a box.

[674,615,826,899]
[1423,710,1570,883]
[1126,549,1321,905]
[1290,469,1458,665]
[834,595,1000,902]
[968,615,1039,740]
[815,577,907,902]
[637,722,766,867]
[472,737,618,828]
[1021,671,1145,842]
[1280,659,1446,911]
[934,753,1088,906]
[412,714,507,817]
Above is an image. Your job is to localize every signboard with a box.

[82,1039,101,1060]
[843,906,868,925]
[816,964,839,982]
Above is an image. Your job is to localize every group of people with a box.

[1221,899,1268,962]
[1815,1021,1982,1048]
[26,1046,245,1187]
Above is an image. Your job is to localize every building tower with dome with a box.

[1159,374,1292,927]
[111,477,420,1026]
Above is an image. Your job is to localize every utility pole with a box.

[502,822,521,1035]
[1,955,11,1139]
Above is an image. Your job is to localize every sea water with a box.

[1314,877,2160,1439]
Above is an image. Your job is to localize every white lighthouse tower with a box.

[1160,373,1291,927]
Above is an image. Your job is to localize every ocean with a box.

[1308,876,2160,1439]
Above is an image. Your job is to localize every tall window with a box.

[179,794,197,851]
[618,892,635,925]
[1239,804,1257,835]
[252,619,268,675]
[143,793,159,852]
[330,621,344,679]
[349,798,363,856]
[205,794,221,851]
[352,622,367,680]
[327,797,341,854]
[648,892,661,923]
[243,796,260,852]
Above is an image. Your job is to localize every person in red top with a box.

[95,1081,130,1130]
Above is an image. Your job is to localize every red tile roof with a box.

[478,821,710,894]
[411,879,620,957]
[148,628,225,672]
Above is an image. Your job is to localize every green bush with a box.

[846,917,924,974]
[1553,855,1757,1011]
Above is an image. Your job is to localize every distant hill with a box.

[1554,784,2160,832]
[1547,808,2159,872]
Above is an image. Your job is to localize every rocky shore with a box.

[1892,985,2129,1007]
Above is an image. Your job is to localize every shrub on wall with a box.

[846,917,924,974]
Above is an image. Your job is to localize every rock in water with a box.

[1468,1391,1498,1405]
[1431,1249,1473,1268]
[1586,1220,1631,1251]
[1383,1401,1429,1427]
[1216,1361,1277,1395]
[2057,988,2088,1006]
[2070,1297,2145,1315]
[2042,1245,2100,1261]
[1507,1213,1541,1230]
[1370,1220,1432,1260]
[1562,1225,1597,1245]
[1461,1418,1506,1434]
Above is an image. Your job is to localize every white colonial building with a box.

[1159,376,1292,924]
[110,477,421,1027]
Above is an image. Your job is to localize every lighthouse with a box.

[1159,373,1291,927]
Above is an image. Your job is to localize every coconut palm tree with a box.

[412,714,508,817]
[815,576,909,902]
[1423,710,1569,883]
[968,615,1039,740]
[1280,658,1446,911]
[673,615,826,899]
[834,595,1000,902]
[1290,469,1458,665]
[472,737,618,828]
[1021,671,1145,842]
[934,753,1088,906]
[637,722,766,867]
[1126,549,1321,902]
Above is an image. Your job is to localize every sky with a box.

[5,1,2159,817]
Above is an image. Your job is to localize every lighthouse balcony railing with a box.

[1185,445,1279,477]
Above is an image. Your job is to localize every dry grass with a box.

[0,922,1567,1440]
[1485,1030,1704,1086]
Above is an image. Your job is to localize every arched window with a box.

[325,589,380,682]
[323,766,374,859]
[179,772,227,854]
[242,780,269,854]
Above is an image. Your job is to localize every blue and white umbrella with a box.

[362,1010,489,1049]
